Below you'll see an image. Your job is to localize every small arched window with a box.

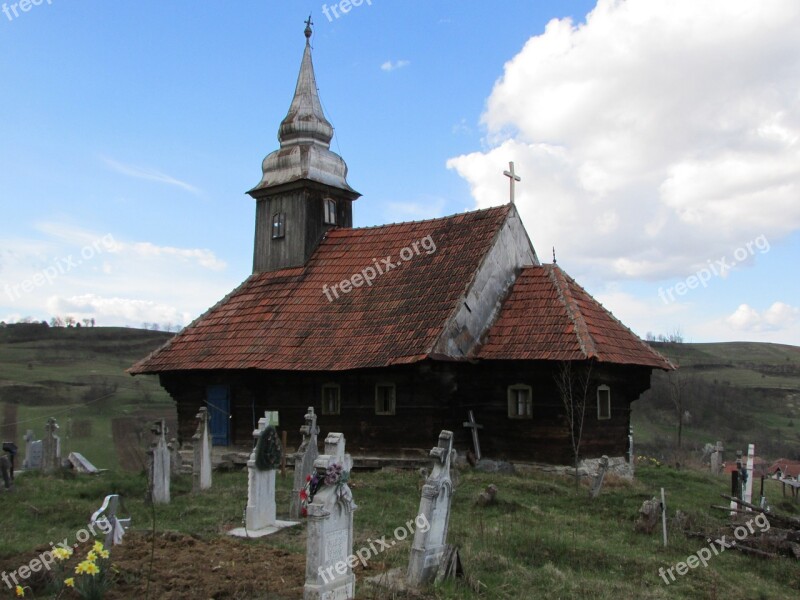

[324,198,337,225]
[272,213,285,239]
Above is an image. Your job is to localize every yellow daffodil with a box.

[15,585,24,597]
[86,550,98,561]
[92,540,104,553]
[75,559,96,575]
[84,562,100,576]
[99,549,110,559]
[64,577,75,588]
[53,547,73,561]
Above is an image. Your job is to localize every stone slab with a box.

[228,520,300,538]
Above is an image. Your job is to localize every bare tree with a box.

[555,361,594,488]
[667,368,689,448]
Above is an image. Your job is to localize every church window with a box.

[272,213,285,239]
[507,384,532,419]
[321,383,340,415]
[375,383,396,415]
[324,198,337,225]
[597,385,611,420]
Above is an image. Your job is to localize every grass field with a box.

[0,325,175,470]
[1,465,799,599]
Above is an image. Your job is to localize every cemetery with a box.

[1,8,799,600]
[2,410,800,599]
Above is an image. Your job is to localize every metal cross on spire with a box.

[304,15,313,41]
[503,161,521,204]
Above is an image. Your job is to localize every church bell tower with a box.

[248,19,360,273]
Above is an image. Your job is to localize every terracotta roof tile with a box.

[130,205,511,373]
[477,265,673,369]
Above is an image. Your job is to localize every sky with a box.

[1,0,799,345]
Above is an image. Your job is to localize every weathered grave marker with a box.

[22,430,39,469]
[42,417,61,474]
[291,407,320,519]
[744,443,755,506]
[408,430,455,588]
[590,455,609,499]
[169,438,183,476]
[90,494,132,546]
[462,411,482,461]
[68,451,99,474]
[304,433,357,600]
[146,419,170,504]
[710,441,724,476]
[229,413,298,538]
[193,407,212,492]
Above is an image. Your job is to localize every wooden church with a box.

[130,23,672,465]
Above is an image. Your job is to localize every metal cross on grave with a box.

[503,161,521,204]
[463,410,483,461]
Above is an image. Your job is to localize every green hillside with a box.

[633,341,800,462]
[0,324,175,470]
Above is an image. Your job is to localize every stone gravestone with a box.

[23,430,41,469]
[26,439,43,470]
[291,407,320,519]
[146,420,170,504]
[90,494,132,547]
[710,441,724,476]
[590,455,610,499]
[192,407,212,492]
[304,433,357,600]
[229,414,298,538]
[169,438,183,476]
[408,430,455,588]
[41,418,61,474]
[67,452,99,474]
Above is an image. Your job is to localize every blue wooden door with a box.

[206,385,230,446]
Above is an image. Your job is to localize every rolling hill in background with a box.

[1,325,798,468]
[633,341,800,463]
[0,323,175,470]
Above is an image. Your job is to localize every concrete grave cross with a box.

[408,430,455,588]
[304,432,356,600]
[462,410,483,461]
[710,441,724,476]
[90,494,132,547]
[291,407,321,520]
[147,419,171,504]
[193,407,212,492]
[42,417,61,474]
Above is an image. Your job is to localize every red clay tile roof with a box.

[130,206,511,373]
[477,265,673,369]
[769,459,800,478]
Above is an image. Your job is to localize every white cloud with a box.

[0,224,235,327]
[126,242,226,271]
[447,0,800,282]
[45,294,191,327]
[380,60,410,72]
[726,302,800,332]
[101,156,201,195]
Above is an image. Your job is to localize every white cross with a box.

[503,161,521,204]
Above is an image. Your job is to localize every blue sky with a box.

[1,0,799,344]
